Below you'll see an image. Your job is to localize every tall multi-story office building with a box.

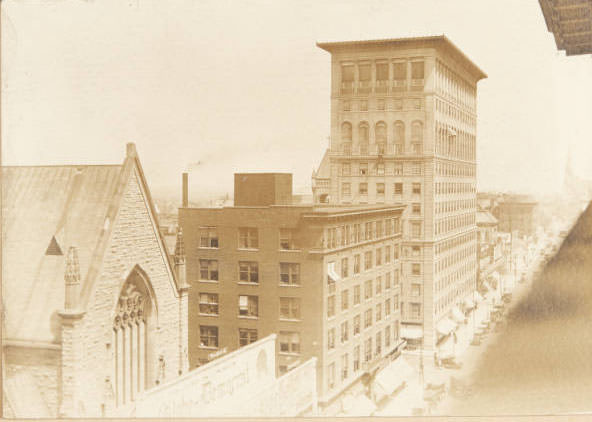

[312,36,486,350]
[179,173,407,407]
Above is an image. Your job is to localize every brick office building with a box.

[312,36,486,350]
[179,173,406,407]
[1,144,190,418]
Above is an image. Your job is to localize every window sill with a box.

[199,346,218,350]
[279,249,302,253]
[238,282,259,286]
[198,280,219,284]
[279,352,301,357]
[237,248,259,252]
[199,247,219,250]
[279,283,301,287]
[238,315,259,320]
[198,313,219,317]
[279,318,302,323]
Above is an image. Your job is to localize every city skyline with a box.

[2,0,592,201]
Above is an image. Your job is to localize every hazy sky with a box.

[2,0,592,201]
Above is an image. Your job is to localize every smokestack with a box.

[182,172,188,208]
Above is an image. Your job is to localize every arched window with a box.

[358,122,369,144]
[375,121,387,144]
[112,268,157,407]
[394,121,405,154]
[341,122,352,142]
[411,121,423,143]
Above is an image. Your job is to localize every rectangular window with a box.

[238,227,259,249]
[412,162,421,175]
[385,219,392,236]
[238,328,258,347]
[412,263,421,276]
[364,251,372,270]
[328,328,336,350]
[279,262,300,285]
[280,297,301,320]
[385,246,391,263]
[359,63,371,81]
[393,62,406,80]
[364,308,373,328]
[199,227,219,248]
[377,163,385,176]
[394,163,403,175]
[412,183,422,195]
[364,280,373,300]
[354,315,361,335]
[279,331,301,354]
[385,299,391,316]
[199,259,219,281]
[376,248,382,266]
[376,276,382,295]
[353,285,361,305]
[341,289,349,311]
[341,257,349,278]
[412,283,421,297]
[199,325,218,348]
[327,295,336,318]
[364,223,372,240]
[359,183,368,195]
[394,295,399,311]
[239,261,259,284]
[412,203,421,215]
[376,62,388,80]
[385,272,391,289]
[341,353,349,380]
[359,162,368,175]
[377,183,385,196]
[394,183,403,195]
[199,293,219,315]
[385,326,391,348]
[328,362,336,390]
[412,246,420,257]
[411,303,421,319]
[394,269,400,285]
[342,182,351,196]
[376,331,382,356]
[342,65,354,82]
[376,303,382,322]
[411,61,425,79]
[342,163,351,176]
[364,338,372,362]
[354,345,360,371]
[411,222,422,239]
[376,220,383,237]
[353,255,361,274]
[238,295,258,317]
[279,229,297,250]
[340,321,349,343]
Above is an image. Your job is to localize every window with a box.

[353,285,361,305]
[353,255,361,274]
[340,321,349,343]
[341,258,349,278]
[377,183,385,196]
[411,222,422,239]
[376,331,382,356]
[354,345,360,371]
[279,229,297,250]
[393,62,406,80]
[364,223,372,240]
[359,183,368,195]
[412,283,421,297]
[342,100,351,112]
[375,121,387,143]
[200,325,218,348]
[411,303,421,319]
[199,259,219,281]
[328,328,336,350]
[376,276,382,295]
[394,121,405,145]
[412,263,421,276]
[385,326,391,348]
[412,203,421,215]
[239,328,258,347]
[341,121,352,141]
[239,227,259,249]
[412,161,421,175]
[385,299,391,316]
[199,227,219,248]
[359,163,368,176]
[412,246,420,257]
[377,99,386,112]
[394,321,400,341]
[385,246,391,263]
[328,362,336,389]
[280,297,301,320]
[354,315,361,335]
[341,289,349,311]
[364,280,373,300]
[239,261,259,284]
[280,263,300,285]
[279,331,301,354]
[385,272,391,289]
[341,65,354,82]
[412,183,422,195]
[359,122,369,143]
[364,251,372,270]
[376,220,383,237]
[394,163,403,175]
[376,304,382,322]
[364,338,372,362]
[342,163,351,176]
[376,62,388,81]
[377,163,385,176]
[359,63,371,81]
[199,293,219,315]
[393,295,399,311]
[238,295,258,317]
[342,183,351,196]
[364,308,373,328]
[341,353,349,380]
[411,61,424,79]
[394,183,403,195]
[376,248,382,266]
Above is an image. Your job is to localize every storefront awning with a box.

[436,318,456,336]
[400,325,423,340]
[451,306,465,323]
[374,357,415,399]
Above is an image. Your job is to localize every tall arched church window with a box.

[341,122,352,142]
[112,269,156,407]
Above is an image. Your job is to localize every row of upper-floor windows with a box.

[435,59,476,110]
[199,226,302,250]
[198,294,302,320]
[199,326,302,354]
[436,99,476,127]
[342,161,423,177]
[341,182,422,199]
[436,182,476,195]
[198,260,301,285]
[340,120,423,144]
[323,218,401,249]
[435,275,475,315]
[435,122,476,161]
[436,161,476,178]
[435,213,476,236]
[436,243,477,273]
[435,232,477,256]
[340,60,424,83]
[436,199,476,214]
[341,97,422,112]
[328,257,401,291]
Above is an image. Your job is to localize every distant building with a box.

[311,35,486,351]
[179,173,407,410]
[1,144,190,418]
[476,209,505,285]
[539,0,592,56]
[492,195,538,237]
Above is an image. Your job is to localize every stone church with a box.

[2,143,190,418]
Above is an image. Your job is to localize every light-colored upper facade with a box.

[312,35,486,350]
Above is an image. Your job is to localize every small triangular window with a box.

[45,236,63,256]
